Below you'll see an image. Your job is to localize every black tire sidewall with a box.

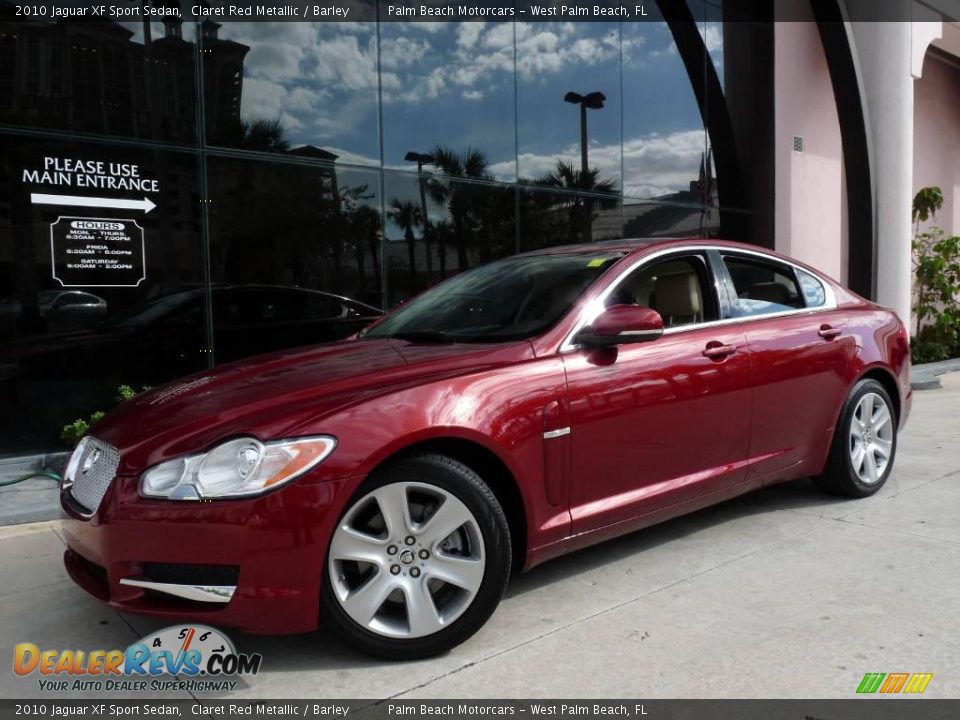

[832,378,898,497]
[321,453,511,660]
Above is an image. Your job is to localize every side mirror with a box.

[575,305,664,348]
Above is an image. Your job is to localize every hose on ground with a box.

[0,470,61,488]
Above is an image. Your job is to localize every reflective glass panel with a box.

[202,14,380,165]
[380,21,518,181]
[207,156,383,360]
[0,135,205,454]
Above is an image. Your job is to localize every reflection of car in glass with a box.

[1,285,382,385]
[60,240,911,660]
[0,290,108,332]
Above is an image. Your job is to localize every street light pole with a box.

[579,101,588,177]
[564,91,606,243]
[564,91,606,179]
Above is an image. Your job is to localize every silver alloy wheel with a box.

[328,481,486,639]
[848,391,894,485]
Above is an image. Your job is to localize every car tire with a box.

[815,378,898,498]
[321,452,511,660]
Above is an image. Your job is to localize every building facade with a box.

[0,0,958,458]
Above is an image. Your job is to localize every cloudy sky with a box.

[220,17,723,198]
[125,14,725,201]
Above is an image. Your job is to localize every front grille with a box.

[68,437,120,515]
[143,563,239,586]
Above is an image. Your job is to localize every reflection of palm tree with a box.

[536,160,617,244]
[433,219,453,279]
[239,118,290,152]
[348,205,382,303]
[428,146,492,269]
[389,199,422,293]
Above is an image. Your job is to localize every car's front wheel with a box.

[815,378,897,498]
[322,453,511,659]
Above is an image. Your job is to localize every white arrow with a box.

[31,193,156,214]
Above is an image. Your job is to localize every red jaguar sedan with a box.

[60,239,911,659]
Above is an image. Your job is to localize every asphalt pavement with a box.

[1,375,958,700]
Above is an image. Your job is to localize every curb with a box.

[911,358,960,391]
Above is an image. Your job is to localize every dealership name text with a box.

[386,5,647,17]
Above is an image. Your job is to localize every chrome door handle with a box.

[818,325,842,340]
[703,343,736,359]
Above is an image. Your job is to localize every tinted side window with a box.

[607,255,717,329]
[797,269,827,308]
[723,255,803,318]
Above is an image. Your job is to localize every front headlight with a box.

[140,435,336,500]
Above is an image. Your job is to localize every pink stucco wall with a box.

[774,18,846,282]
[914,52,960,237]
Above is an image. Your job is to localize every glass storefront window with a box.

[0,13,764,458]
[380,21,517,181]
[516,22,622,192]
[201,12,380,165]
[207,156,383,357]
[621,17,708,205]
[0,135,205,454]
[384,170,516,306]
[518,186,622,252]
[0,17,198,144]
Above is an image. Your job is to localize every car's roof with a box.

[517,237,754,257]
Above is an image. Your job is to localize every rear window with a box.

[797,269,827,308]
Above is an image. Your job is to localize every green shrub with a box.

[60,386,151,447]
[911,187,960,364]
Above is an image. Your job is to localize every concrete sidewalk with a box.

[1,379,958,699]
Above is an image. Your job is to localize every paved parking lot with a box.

[2,377,959,700]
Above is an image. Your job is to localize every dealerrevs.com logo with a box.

[13,625,262,692]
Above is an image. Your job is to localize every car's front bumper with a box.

[61,472,359,634]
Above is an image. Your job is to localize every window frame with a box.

[603,252,721,330]
[718,251,807,319]
[559,245,838,353]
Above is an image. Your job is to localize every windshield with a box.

[365,252,625,343]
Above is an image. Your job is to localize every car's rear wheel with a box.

[815,378,897,498]
[321,453,511,659]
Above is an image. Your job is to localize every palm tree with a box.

[536,160,618,243]
[239,118,290,153]
[348,205,382,304]
[388,199,423,294]
[428,146,493,270]
[432,219,453,279]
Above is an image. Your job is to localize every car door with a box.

[562,250,754,535]
[717,251,854,478]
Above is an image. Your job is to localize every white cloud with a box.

[457,22,486,50]
[242,77,289,121]
[381,36,430,70]
[515,24,619,80]
[703,24,724,55]
[482,22,514,50]
[490,129,706,200]
[462,90,484,101]
[311,34,379,92]
[407,21,446,34]
[622,130,705,198]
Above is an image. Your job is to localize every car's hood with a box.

[90,338,533,473]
